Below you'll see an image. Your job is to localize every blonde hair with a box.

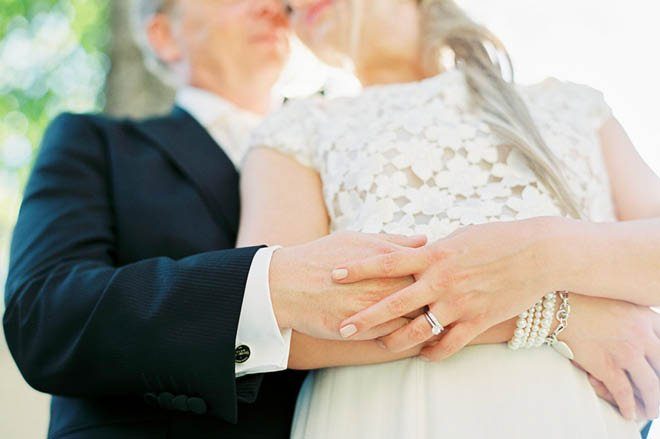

[418,0,583,218]
[130,0,180,85]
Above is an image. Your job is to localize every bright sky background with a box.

[460,0,660,176]
[280,0,660,177]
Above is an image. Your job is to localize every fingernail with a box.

[340,324,357,338]
[376,340,387,349]
[332,268,348,280]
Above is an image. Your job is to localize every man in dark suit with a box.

[2,1,424,437]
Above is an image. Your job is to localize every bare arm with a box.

[552,118,660,306]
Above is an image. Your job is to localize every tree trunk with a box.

[105,1,175,118]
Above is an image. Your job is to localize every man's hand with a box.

[563,295,660,421]
[268,231,427,340]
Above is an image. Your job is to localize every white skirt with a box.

[291,344,643,439]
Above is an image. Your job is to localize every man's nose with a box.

[286,0,316,8]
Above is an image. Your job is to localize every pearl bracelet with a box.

[508,292,557,351]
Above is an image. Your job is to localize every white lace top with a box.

[251,69,616,242]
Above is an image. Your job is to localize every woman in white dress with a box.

[237,0,660,437]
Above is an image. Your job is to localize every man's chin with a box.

[253,42,290,64]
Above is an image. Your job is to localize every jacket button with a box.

[143,393,158,408]
[235,345,251,364]
[173,394,189,412]
[158,392,175,410]
[187,397,207,415]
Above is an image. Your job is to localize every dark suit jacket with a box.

[3,108,306,438]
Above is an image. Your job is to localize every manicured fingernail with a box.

[340,324,357,338]
[332,268,348,280]
[376,340,387,349]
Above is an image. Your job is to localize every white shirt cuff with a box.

[235,246,292,377]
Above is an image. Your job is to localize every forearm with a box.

[550,218,660,306]
[288,331,422,370]
[288,318,518,370]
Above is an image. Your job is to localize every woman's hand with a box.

[334,218,566,358]
[563,294,660,421]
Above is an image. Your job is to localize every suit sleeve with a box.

[2,113,259,423]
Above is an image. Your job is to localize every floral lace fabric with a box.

[251,69,616,242]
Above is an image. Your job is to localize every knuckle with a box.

[380,253,398,275]
[408,324,429,342]
[616,343,641,366]
[609,381,632,401]
[428,244,450,262]
[379,336,396,352]
[385,340,405,353]
[385,296,407,316]
[376,243,394,255]
[430,272,453,293]
[358,289,385,306]
[626,320,649,341]
[423,350,440,362]
[440,335,461,356]
[351,317,369,332]
[447,292,473,315]
[471,310,489,327]
[603,353,619,371]
[321,313,336,333]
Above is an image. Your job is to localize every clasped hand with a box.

[332,219,660,421]
[336,219,555,360]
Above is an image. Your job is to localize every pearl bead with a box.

[545,292,556,300]
[535,303,543,311]
[516,320,527,329]
[520,311,529,319]
[542,309,554,319]
[514,328,525,338]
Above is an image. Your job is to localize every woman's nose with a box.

[253,0,290,18]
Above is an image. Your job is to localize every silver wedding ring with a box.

[424,310,445,336]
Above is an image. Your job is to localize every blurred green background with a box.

[0,0,174,308]
[0,1,173,436]
[0,0,109,293]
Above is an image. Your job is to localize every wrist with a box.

[268,246,299,330]
[470,317,517,346]
[533,216,587,293]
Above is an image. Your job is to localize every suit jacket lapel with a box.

[134,107,241,236]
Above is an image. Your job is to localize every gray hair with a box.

[130,0,180,86]
[419,0,583,218]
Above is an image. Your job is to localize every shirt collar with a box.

[175,86,264,128]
